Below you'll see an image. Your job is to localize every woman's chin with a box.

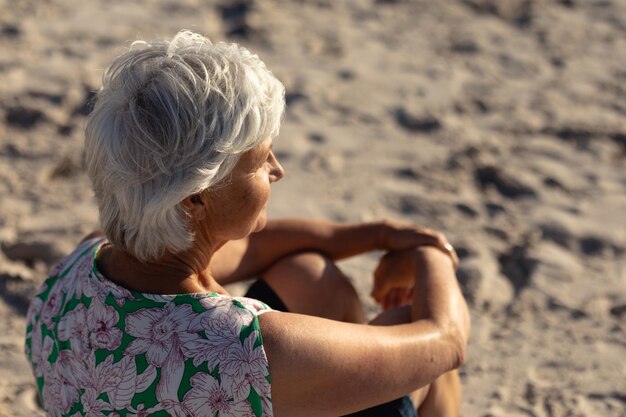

[253,220,267,233]
[252,213,268,233]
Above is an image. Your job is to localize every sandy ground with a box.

[0,0,625,416]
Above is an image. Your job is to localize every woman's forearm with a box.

[250,218,384,261]
[411,246,470,362]
[211,218,385,284]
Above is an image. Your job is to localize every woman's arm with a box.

[212,219,383,284]
[259,246,470,417]
[212,218,455,284]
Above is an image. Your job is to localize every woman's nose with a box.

[270,152,285,183]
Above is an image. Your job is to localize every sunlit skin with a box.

[96,138,283,296]
[93,137,469,416]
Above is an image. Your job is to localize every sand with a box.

[0,0,625,416]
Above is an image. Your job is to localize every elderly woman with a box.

[25,31,469,417]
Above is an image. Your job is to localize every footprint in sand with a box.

[393,107,441,134]
[4,105,46,130]
[475,165,537,200]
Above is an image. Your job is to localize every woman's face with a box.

[203,138,284,241]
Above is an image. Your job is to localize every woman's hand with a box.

[378,220,459,269]
[371,249,418,310]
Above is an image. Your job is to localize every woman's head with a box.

[85,30,285,261]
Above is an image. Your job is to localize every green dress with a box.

[25,238,274,417]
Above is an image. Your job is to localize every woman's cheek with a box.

[256,172,272,201]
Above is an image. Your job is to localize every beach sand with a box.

[0,0,624,416]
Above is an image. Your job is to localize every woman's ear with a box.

[181,193,206,221]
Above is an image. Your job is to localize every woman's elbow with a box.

[446,297,471,369]
[438,316,470,371]
[452,334,467,369]
[451,319,470,370]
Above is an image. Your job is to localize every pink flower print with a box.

[124,303,197,367]
[26,294,44,328]
[42,358,80,417]
[80,354,116,393]
[80,353,155,406]
[56,349,87,391]
[182,310,244,368]
[29,326,54,377]
[187,298,249,335]
[58,303,90,359]
[155,341,186,404]
[259,389,273,417]
[84,354,154,411]
[197,295,232,311]
[41,286,64,328]
[34,281,49,298]
[105,358,157,410]
[81,388,111,417]
[126,403,164,417]
[62,256,96,301]
[232,400,260,417]
[88,298,122,351]
[49,259,68,278]
[220,331,271,402]
[160,399,188,417]
[234,297,272,315]
[141,293,176,303]
[123,303,193,407]
[183,373,239,417]
[92,276,133,306]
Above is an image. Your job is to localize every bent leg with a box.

[258,252,366,323]
[370,307,461,417]
[417,370,461,417]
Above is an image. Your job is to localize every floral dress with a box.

[25,238,274,417]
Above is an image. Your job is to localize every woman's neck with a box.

[95,242,229,296]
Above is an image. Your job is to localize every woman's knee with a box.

[265,252,348,290]
[261,252,363,321]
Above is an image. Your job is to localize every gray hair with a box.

[85,30,285,261]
